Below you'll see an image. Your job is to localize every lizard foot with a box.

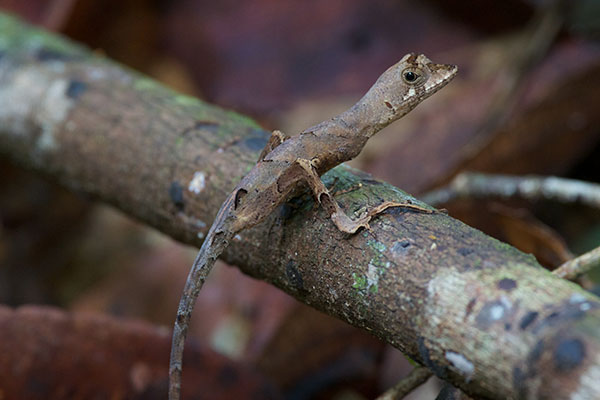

[365,201,434,218]
[293,158,434,234]
[332,201,434,234]
[331,210,372,234]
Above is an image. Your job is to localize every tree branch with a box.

[423,172,600,209]
[0,14,599,399]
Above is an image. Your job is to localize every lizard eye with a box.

[402,69,420,84]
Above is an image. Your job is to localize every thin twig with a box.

[375,367,432,400]
[553,246,600,280]
[423,173,600,209]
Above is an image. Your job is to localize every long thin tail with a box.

[168,226,233,400]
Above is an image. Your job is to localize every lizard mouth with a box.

[436,63,458,82]
[425,62,458,95]
[416,53,457,80]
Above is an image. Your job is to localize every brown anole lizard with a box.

[169,53,457,399]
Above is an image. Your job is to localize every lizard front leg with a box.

[295,159,433,234]
[258,130,288,162]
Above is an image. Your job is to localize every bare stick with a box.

[553,246,600,281]
[376,366,432,400]
[423,173,600,209]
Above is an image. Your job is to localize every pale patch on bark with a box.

[445,350,475,382]
[188,171,206,194]
[569,293,592,311]
[571,357,600,400]
[0,67,48,136]
[37,78,72,152]
[0,67,73,153]
[366,262,380,293]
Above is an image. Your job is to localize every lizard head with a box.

[361,53,457,135]
[381,53,456,111]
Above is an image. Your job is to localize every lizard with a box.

[169,53,457,399]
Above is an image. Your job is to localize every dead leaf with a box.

[0,305,280,399]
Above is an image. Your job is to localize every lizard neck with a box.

[303,87,417,171]
[340,87,416,139]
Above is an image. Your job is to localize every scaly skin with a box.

[169,53,457,400]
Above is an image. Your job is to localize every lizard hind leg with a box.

[295,158,371,234]
[295,159,433,234]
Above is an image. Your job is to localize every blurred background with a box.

[0,0,600,399]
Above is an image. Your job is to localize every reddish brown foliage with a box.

[0,305,279,400]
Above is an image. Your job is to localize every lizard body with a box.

[169,53,457,399]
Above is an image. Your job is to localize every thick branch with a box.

[0,14,599,400]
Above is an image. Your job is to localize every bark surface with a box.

[0,14,598,400]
